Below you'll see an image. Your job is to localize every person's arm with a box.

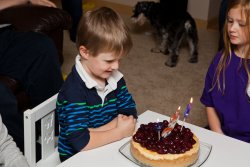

[0,0,56,10]
[82,77,138,150]
[116,78,138,118]
[206,107,224,134]
[0,116,29,167]
[88,117,118,132]
[82,114,136,151]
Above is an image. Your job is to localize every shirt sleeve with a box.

[0,115,29,167]
[56,95,90,152]
[200,53,221,107]
[116,78,138,118]
[200,71,214,107]
[67,128,90,152]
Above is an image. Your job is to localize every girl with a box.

[200,0,250,143]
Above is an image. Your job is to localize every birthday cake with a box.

[130,121,199,167]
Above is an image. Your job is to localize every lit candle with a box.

[181,97,193,131]
[172,106,181,122]
[184,97,193,118]
[156,118,161,140]
[161,106,181,138]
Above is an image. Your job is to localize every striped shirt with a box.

[56,57,137,161]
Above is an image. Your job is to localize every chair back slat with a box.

[24,94,58,167]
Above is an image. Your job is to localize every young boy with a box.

[56,7,137,161]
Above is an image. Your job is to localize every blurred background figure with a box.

[218,0,229,51]
[61,0,83,42]
[0,0,64,157]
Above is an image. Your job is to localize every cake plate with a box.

[119,141,212,167]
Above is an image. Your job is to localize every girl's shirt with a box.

[201,51,250,143]
[56,55,137,161]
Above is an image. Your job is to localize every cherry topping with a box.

[133,121,196,154]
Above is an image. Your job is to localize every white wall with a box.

[188,0,210,20]
[208,0,221,20]
[104,0,221,22]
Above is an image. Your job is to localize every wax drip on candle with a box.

[181,97,193,131]
[161,106,181,138]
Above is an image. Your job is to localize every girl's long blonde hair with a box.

[212,0,250,95]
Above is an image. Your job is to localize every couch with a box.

[0,4,71,112]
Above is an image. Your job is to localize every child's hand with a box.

[29,0,57,8]
[117,114,136,138]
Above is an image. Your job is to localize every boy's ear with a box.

[79,46,89,59]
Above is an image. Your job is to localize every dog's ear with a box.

[131,1,147,18]
[140,2,148,11]
[131,2,141,18]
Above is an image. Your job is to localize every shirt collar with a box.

[247,83,250,98]
[75,54,123,90]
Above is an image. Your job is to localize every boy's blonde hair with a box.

[76,7,132,57]
[212,0,250,94]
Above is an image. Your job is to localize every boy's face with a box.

[227,6,249,52]
[83,50,121,81]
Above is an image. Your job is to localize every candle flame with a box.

[190,97,193,103]
[178,106,181,110]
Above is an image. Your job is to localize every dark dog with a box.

[131,1,198,67]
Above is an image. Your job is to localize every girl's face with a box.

[227,6,249,52]
[81,48,121,83]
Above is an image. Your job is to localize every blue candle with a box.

[184,104,191,118]
[181,97,193,131]
[184,97,193,118]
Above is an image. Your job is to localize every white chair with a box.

[24,94,60,167]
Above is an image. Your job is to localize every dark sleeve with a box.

[116,78,137,118]
[68,129,90,152]
[56,97,91,152]
[56,74,91,152]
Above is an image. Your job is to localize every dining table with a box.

[57,110,250,167]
